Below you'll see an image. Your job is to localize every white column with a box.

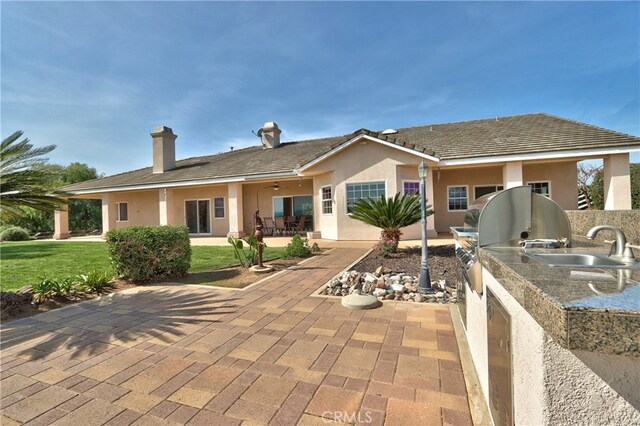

[604,153,632,210]
[102,194,112,237]
[227,182,245,238]
[159,188,173,225]
[426,167,437,238]
[503,161,524,189]
[53,209,69,240]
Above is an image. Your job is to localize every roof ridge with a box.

[392,112,543,132]
[177,144,262,163]
[536,112,640,139]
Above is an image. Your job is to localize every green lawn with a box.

[0,241,285,291]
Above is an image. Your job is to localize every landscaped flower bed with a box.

[320,244,458,304]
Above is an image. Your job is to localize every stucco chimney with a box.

[151,126,177,173]
[260,122,281,149]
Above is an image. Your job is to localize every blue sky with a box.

[2,1,639,175]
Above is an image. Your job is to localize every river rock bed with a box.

[321,268,457,304]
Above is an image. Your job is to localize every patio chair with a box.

[275,216,286,236]
[289,215,306,234]
[263,217,276,236]
[286,216,297,235]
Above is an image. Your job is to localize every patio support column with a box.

[426,167,437,238]
[53,209,69,240]
[101,194,113,237]
[159,188,174,225]
[603,153,632,210]
[503,161,524,189]
[227,182,245,238]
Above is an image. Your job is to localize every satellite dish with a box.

[381,129,398,135]
[252,128,264,138]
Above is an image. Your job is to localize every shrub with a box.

[228,233,261,268]
[77,271,113,294]
[311,242,321,253]
[283,234,312,258]
[31,277,81,303]
[105,225,191,282]
[0,226,32,241]
[349,193,429,254]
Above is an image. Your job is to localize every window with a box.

[528,181,551,197]
[346,181,385,214]
[474,185,504,200]
[447,186,468,211]
[116,202,128,222]
[321,186,333,214]
[403,181,420,196]
[214,197,225,218]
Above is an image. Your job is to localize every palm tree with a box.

[350,192,433,253]
[1,131,68,218]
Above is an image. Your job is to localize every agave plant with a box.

[350,193,432,254]
[0,131,68,218]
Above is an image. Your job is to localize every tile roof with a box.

[64,113,639,192]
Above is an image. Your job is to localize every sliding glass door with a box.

[273,195,313,230]
[185,200,211,234]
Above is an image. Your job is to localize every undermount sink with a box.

[524,252,639,269]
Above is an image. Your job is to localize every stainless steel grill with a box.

[452,186,571,298]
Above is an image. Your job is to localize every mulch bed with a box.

[351,244,457,283]
[170,256,307,288]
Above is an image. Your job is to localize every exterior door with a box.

[185,200,211,234]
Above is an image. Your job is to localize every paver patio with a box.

[0,248,472,425]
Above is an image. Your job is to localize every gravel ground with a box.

[351,244,457,283]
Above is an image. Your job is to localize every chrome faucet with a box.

[586,226,636,264]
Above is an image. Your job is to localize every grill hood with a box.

[465,186,571,248]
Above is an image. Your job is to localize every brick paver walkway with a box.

[0,249,472,425]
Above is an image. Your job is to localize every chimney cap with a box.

[263,121,279,130]
[151,125,175,136]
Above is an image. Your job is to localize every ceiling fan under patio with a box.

[264,181,287,191]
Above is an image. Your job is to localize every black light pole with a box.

[418,160,433,293]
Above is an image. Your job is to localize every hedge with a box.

[105,225,191,282]
[0,226,32,242]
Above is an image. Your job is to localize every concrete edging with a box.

[309,247,374,299]
[449,304,493,425]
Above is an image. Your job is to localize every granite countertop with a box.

[478,238,640,356]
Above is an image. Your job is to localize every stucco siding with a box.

[523,161,578,210]
[433,166,504,233]
[110,190,160,229]
[170,185,230,236]
[305,141,436,240]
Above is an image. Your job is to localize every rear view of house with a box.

[57,113,640,240]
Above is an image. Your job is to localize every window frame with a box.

[213,196,225,219]
[447,185,469,212]
[321,185,333,215]
[272,194,314,218]
[344,180,387,215]
[527,180,552,198]
[472,184,504,201]
[402,179,421,196]
[116,202,129,222]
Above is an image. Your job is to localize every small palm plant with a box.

[0,131,68,218]
[350,192,433,255]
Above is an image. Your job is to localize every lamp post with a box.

[418,160,433,293]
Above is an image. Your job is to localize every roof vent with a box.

[381,129,398,135]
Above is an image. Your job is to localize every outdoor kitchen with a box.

[451,186,640,425]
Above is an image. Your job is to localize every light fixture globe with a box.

[418,160,428,179]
